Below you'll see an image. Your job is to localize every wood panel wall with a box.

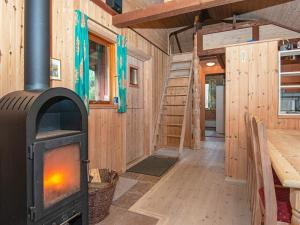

[225,40,300,180]
[171,25,300,54]
[123,0,168,53]
[0,0,24,97]
[0,0,169,173]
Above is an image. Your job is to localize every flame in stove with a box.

[44,172,64,188]
[43,144,81,208]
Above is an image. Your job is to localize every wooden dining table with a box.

[268,129,300,225]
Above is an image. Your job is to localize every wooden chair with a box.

[244,113,255,215]
[248,115,263,225]
[251,117,292,225]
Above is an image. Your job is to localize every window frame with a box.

[278,49,300,116]
[205,83,210,110]
[88,32,116,106]
[129,64,139,88]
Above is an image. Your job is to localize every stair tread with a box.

[160,123,183,127]
[171,60,192,64]
[165,94,187,97]
[161,134,181,138]
[168,76,190,79]
[170,68,190,71]
[162,114,184,116]
[167,85,188,88]
[163,104,186,106]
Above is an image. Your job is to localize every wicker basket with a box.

[88,169,119,225]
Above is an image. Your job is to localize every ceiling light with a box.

[206,62,216,67]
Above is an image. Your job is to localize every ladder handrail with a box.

[179,57,194,153]
[153,55,173,151]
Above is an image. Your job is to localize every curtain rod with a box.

[88,16,120,36]
[87,17,169,55]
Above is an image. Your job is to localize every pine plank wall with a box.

[225,40,300,180]
[0,0,169,173]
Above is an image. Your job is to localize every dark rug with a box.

[127,156,178,177]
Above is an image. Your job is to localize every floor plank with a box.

[129,141,251,225]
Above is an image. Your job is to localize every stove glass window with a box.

[43,144,81,208]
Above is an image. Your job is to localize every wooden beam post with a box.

[193,15,201,150]
[252,25,260,41]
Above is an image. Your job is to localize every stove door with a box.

[31,134,87,222]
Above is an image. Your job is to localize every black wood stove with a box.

[0,0,88,225]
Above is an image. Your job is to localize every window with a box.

[129,66,138,87]
[279,49,300,115]
[89,33,116,104]
[205,83,209,109]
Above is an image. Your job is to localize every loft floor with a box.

[100,140,251,225]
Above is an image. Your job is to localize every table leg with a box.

[290,189,300,225]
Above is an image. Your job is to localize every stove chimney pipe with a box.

[24,0,50,91]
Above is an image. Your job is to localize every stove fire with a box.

[44,144,81,208]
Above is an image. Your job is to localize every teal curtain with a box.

[208,79,217,110]
[116,35,127,113]
[74,10,89,110]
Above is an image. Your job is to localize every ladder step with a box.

[160,123,182,127]
[169,76,190,79]
[163,104,185,106]
[167,85,188,88]
[170,68,190,72]
[165,94,187,97]
[161,135,181,138]
[162,114,184,116]
[171,60,192,64]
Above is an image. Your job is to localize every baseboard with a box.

[225,176,247,184]
[126,155,149,170]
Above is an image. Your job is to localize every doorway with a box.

[204,74,225,138]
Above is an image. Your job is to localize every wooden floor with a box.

[129,141,251,225]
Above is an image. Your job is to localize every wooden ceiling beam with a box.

[198,47,225,57]
[252,25,260,41]
[198,20,269,35]
[112,0,248,27]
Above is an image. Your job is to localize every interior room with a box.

[1,0,300,225]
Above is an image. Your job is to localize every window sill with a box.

[278,114,300,119]
[89,103,118,110]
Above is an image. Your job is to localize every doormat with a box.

[127,156,178,177]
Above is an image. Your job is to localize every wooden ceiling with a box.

[241,0,300,33]
[119,0,298,33]
[118,0,299,54]
[114,0,248,28]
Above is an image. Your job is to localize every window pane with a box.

[89,39,110,101]
[130,67,138,86]
[281,73,300,86]
[89,70,96,100]
[205,84,209,109]
[280,51,300,73]
[280,87,300,114]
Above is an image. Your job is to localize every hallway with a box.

[129,141,251,225]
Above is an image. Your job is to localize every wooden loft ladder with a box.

[153,52,193,155]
